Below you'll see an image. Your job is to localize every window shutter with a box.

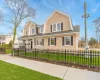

[61,23,63,31]
[55,38,56,46]
[48,38,50,46]
[42,39,44,46]
[51,25,52,32]
[36,27,38,34]
[71,36,73,45]
[34,39,36,46]
[62,37,64,45]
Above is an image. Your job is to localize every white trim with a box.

[36,45,43,46]
[43,23,46,33]
[20,32,79,40]
[76,36,78,50]
[23,29,24,36]
[28,23,31,35]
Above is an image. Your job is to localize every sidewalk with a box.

[0,54,100,80]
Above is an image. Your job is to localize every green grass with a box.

[6,49,12,54]
[0,60,62,80]
[14,51,100,67]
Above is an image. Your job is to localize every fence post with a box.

[35,48,36,58]
[47,49,49,60]
[25,47,26,57]
[65,49,66,62]
[18,48,19,56]
[90,50,92,68]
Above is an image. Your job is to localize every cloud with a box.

[92,3,100,13]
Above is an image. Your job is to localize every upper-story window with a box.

[57,23,61,31]
[40,27,43,33]
[32,28,35,34]
[26,31,28,35]
[52,24,56,32]
[52,23,63,32]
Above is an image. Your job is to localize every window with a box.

[64,36,71,46]
[52,23,62,32]
[57,23,61,31]
[52,24,56,32]
[26,31,28,35]
[49,38,56,46]
[32,28,35,34]
[36,38,44,46]
[40,27,43,33]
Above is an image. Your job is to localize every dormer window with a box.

[57,23,61,31]
[52,23,62,32]
[26,31,28,35]
[52,24,56,32]
[40,27,43,33]
[32,28,35,34]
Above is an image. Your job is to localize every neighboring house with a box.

[19,10,80,50]
[0,34,19,48]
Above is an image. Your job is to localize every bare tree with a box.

[93,17,100,43]
[5,0,36,53]
[78,37,85,48]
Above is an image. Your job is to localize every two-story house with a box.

[19,10,80,50]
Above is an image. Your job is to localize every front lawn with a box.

[0,60,62,80]
[14,50,100,67]
[6,49,12,54]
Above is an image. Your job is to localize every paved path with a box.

[0,54,100,80]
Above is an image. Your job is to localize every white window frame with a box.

[36,38,43,46]
[57,23,61,31]
[50,37,55,46]
[32,28,35,35]
[52,23,61,32]
[40,27,43,33]
[64,36,71,46]
[26,30,28,35]
[52,24,56,32]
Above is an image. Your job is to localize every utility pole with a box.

[82,2,90,51]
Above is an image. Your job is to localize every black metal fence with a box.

[0,48,6,54]
[13,48,100,72]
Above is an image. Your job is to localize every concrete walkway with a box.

[0,54,100,80]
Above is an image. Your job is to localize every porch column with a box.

[23,29,24,36]
[25,39,29,49]
[32,38,34,49]
[29,23,32,35]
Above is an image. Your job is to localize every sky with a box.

[0,0,100,39]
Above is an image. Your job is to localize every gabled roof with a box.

[44,10,73,30]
